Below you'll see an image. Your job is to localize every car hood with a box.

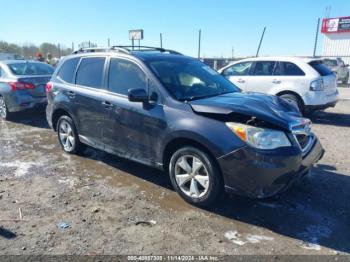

[189,92,306,131]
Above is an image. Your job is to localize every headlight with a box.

[226,123,291,149]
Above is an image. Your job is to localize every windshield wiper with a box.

[180,91,234,102]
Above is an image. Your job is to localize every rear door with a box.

[270,61,307,94]
[73,56,107,147]
[221,61,252,90]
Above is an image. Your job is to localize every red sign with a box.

[321,16,350,34]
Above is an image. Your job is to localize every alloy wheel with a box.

[58,120,76,151]
[174,155,210,198]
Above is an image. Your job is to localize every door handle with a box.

[237,79,245,83]
[67,91,75,99]
[102,101,114,109]
[272,79,281,84]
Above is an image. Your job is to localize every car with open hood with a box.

[46,46,324,206]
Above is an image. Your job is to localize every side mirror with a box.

[128,88,148,102]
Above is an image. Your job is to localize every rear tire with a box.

[169,146,223,207]
[0,96,11,120]
[57,115,84,154]
[279,93,304,114]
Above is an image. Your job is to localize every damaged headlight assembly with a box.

[226,123,291,150]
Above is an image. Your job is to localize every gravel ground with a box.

[0,97,349,256]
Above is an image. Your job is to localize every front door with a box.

[102,57,166,164]
[221,61,253,90]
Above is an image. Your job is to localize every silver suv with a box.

[322,58,349,84]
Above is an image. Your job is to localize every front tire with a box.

[57,115,84,154]
[169,146,223,207]
[0,96,11,120]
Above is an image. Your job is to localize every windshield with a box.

[146,59,240,101]
[8,62,54,75]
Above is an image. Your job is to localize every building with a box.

[321,16,350,64]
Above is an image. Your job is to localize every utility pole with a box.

[256,27,266,57]
[131,38,134,50]
[72,42,74,52]
[160,33,163,48]
[198,29,201,59]
[108,38,110,47]
[313,18,320,57]
[58,43,61,58]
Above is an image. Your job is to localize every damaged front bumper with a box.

[218,137,324,198]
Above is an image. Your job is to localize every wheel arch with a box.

[162,136,222,175]
[51,106,76,131]
[276,90,305,107]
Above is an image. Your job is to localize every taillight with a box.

[8,82,35,91]
[310,79,324,91]
[46,82,53,93]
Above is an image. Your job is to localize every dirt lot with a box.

[0,95,349,256]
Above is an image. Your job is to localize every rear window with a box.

[8,62,54,75]
[57,57,80,83]
[75,57,106,89]
[309,61,333,76]
[279,62,305,76]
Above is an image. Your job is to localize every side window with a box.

[76,57,106,89]
[252,61,275,76]
[222,62,252,76]
[57,57,80,83]
[0,67,4,77]
[338,60,345,67]
[108,58,147,95]
[281,62,305,76]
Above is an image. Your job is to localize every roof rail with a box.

[72,47,112,54]
[112,45,183,55]
[72,46,183,56]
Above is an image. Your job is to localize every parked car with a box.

[218,57,338,114]
[46,47,324,207]
[321,57,349,84]
[0,60,54,119]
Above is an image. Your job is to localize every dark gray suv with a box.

[46,46,324,206]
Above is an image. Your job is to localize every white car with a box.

[218,57,339,114]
